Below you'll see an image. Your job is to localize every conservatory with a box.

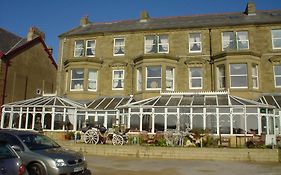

[118,91,279,136]
[0,94,134,132]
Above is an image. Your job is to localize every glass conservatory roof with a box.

[2,94,85,108]
[86,96,134,110]
[119,91,275,109]
[257,94,281,108]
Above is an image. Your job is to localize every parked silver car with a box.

[0,130,90,175]
[0,140,27,175]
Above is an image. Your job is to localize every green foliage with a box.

[155,138,167,147]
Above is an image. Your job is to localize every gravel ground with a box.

[85,155,281,175]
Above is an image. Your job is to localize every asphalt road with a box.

[85,155,281,175]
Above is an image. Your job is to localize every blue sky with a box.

[1,0,281,62]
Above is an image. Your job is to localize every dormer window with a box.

[222,31,249,51]
[113,38,125,56]
[144,35,169,54]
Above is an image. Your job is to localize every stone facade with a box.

[57,2,281,102]
[0,27,57,105]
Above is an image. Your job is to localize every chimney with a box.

[80,16,90,26]
[27,27,45,41]
[140,10,150,22]
[244,1,256,15]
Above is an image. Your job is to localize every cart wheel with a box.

[112,134,124,145]
[84,129,99,144]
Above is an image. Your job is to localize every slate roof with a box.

[60,9,281,37]
[0,28,23,53]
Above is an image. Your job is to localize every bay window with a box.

[88,70,98,91]
[114,38,125,56]
[274,65,281,87]
[146,66,162,90]
[144,35,169,54]
[252,64,259,89]
[230,64,247,88]
[272,29,281,49]
[166,67,174,91]
[137,68,142,91]
[217,65,226,90]
[189,67,203,89]
[70,69,84,91]
[189,33,202,53]
[112,70,124,90]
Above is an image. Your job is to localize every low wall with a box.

[58,141,280,163]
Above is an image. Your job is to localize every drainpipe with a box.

[208,29,214,91]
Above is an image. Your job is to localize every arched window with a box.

[233,114,245,134]
[192,115,203,130]
[275,117,280,135]
[167,114,177,130]
[12,113,20,128]
[3,113,10,128]
[219,115,230,134]
[155,114,164,132]
[130,114,140,132]
[20,113,26,129]
[27,114,33,129]
[44,113,52,129]
[54,114,63,130]
[206,114,217,134]
[246,115,258,134]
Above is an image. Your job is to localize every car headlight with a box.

[55,159,67,167]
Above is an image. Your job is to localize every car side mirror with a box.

[11,145,22,152]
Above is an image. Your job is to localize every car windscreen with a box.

[18,134,61,150]
[0,143,18,159]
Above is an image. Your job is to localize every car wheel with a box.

[28,163,46,175]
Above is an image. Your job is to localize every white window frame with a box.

[252,64,259,89]
[74,40,84,57]
[274,65,281,87]
[189,33,202,53]
[166,67,174,91]
[230,64,248,88]
[136,68,142,91]
[144,35,169,54]
[88,69,98,91]
[217,65,225,90]
[222,31,249,51]
[85,40,96,57]
[189,67,203,89]
[272,29,281,50]
[146,66,162,90]
[112,70,124,90]
[113,37,125,56]
[70,69,84,91]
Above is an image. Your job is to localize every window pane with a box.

[145,36,157,53]
[74,40,84,57]
[189,33,201,52]
[158,35,169,53]
[230,64,247,74]
[88,70,97,90]
[166,68,174,90]
[114,38,125,55]
[112,70,124,89]
[222,32,235,50]
[190,67,202,89]
[147,66,161,77]
[274,65,281,75]
[147,78,161,88]
[272,30,281,38]
[191,68,202,77]
[86,40,95,56]
[147,66,161,89]
[231,76,247,87]
[217,66,225,89]
[137,68,142,91]
[71,69,84,90]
